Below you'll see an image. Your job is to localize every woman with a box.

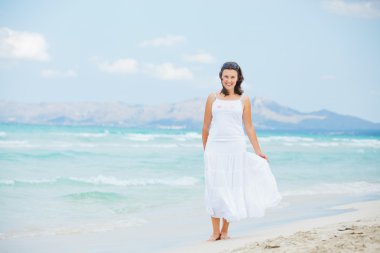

[202,61,282,241]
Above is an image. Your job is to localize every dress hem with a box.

[205,193,283,223]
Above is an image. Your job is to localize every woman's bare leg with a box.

[208,217,221,241]
[221,218,230,239]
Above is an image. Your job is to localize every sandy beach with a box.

[161,199,380,253]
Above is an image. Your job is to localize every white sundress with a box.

[204,92,282,222]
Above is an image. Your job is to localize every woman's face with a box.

[221,69,238,93]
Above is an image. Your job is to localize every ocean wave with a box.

[0,175,200,187]
[0,131,7,137]
[261,136,380,148]
[332,138,380,148]
[0,140,39,148]
[60,191,126,201]
[283,142,340,147]
[76,133,109,138]
[282,181,380,196]
[174,132,201,141]
[0,140,98,149]
[54,130,110,138]
[0,178,55,185]
[125,132,201,142]
[261,136,315,142]
[68,175,199,186]
[126,133,156,141]
[0,218,147,240]
[129,144,179,148]
[283,140,380,148]
[157,125,186,130]
[0,141,217,150]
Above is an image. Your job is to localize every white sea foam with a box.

[0,140,39,148]
[46,142,96,148]
[0,175,200,187]
[0,140,98,149]
[0,178,56,185]
[0,131,7,137]
[261,136,315,142]
[157,125,186,130]
[282,181,380,196]
[262,136,380,148]
[184,132,202,139]
[179,143,203,148]
[130,144,179,148]
[129,143,201,148]
[334,138,380,148]
[125,132,201,142]
[54,130,110,138]
[283,142,340,147]
[126,133,156,141]
[174,132,201,141]
[76,132,109,138]
[68,175,199,186]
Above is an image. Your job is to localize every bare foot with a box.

[220,232,230,240]
[207,233,221,241]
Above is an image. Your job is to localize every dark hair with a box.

[219,61,244,96]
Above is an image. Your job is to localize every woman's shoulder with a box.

[241,93,250,101]
[204,92,217,106]
[208,91,217,97]
[206,92,217,101]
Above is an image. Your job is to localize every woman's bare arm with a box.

[242,95,268,160]
[202,93,215,151]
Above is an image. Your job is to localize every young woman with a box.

[202,61,282,241]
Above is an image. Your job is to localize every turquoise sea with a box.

[0,123,379,252]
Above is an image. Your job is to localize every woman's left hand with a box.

[257,152,269,161]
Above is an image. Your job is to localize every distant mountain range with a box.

[1,97,379,133]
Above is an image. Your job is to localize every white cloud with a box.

[139,35,186,47]
[322,0,380,19]
[0,27,49,61]
[145,63,193,80]
[41,69,77,78]
[183,53,215,63]
[98,58,138,74]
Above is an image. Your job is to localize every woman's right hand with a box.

[257,152,269,161]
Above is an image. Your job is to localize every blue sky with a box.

[1,0,380,122]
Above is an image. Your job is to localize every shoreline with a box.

[0,196,379,253]
[160,199,380,253]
